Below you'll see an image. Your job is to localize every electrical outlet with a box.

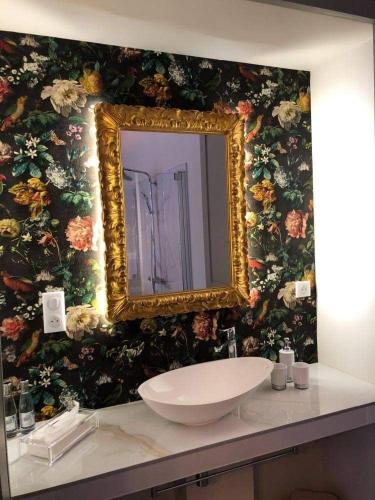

[42,291,66,333]
[295,280,311,299]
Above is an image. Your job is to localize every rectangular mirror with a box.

[122,131,230,296]
[95,105,248,320]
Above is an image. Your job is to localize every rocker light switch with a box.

[295,280,311,299]
[42,291,66,333]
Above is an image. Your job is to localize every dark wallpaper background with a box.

[0,31,316,417]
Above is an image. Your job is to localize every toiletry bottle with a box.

[19,380,35,434]
[4,382,18,438]
[279,338,295,383]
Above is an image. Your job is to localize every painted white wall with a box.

[311,39,375,383]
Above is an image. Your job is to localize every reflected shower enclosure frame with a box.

[95,104,248,321]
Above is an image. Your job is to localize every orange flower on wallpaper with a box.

[66,215,93,252]
[248,258,264,270]
[250,179,276,212]
[139,73,171,105]
[285,210,308,239]
[0,76,11,104]
[236,100,254,120]
[8,177,51,218]
[0,315,26,341]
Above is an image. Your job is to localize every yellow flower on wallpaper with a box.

[80,66,104,96]
[139,73,171,105]
[250,179,276,212]
[8,177,51,218]
[297,90,311,113]
[0,218,21,238]
[303,269,315,289]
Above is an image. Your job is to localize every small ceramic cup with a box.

[271,363,287,391]
[292,362,310,389]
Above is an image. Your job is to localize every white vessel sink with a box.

[138,357,273,426]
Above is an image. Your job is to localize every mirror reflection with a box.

[121,131,230,296]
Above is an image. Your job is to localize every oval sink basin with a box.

[138,357,273,426]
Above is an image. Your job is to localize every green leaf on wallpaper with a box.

[82,337,96,346]
[252,166,263,179]
[61,191,93,214]
[103,384,123,406]
[31,391,42,406]
[12,162,28,177]
[69,115,87,125]
[0,181,3,195]
[82,293,94,304]
[263,168,271,180]
[39,151,54,164]
[179,88,206,105]
[261,126,284,144]
[155,60,165,74]
[29,163,42,178]
[24,110,59,131]
[14,134,25,147]
[4,103,16,116]
[42,392,55,405]
[69,70,81,80]
[283,189,304,205]
[203,72,221,91]
[121,74,136,90]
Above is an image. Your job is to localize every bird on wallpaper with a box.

[238,64,258,82]
[0,95,28,132]
[16,329,41,367]
[0,38,16,66]
[245,115,263,143]
[254,299,270,327]
[1,271,33,293]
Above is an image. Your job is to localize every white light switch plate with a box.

[42,291,66,333]
[295,280,311,298]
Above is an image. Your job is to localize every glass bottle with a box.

[19,380,35,434]
[3,382,18,438]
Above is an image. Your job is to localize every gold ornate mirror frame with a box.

[95,104,248,321]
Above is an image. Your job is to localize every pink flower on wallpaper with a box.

[192,312,218,341]
[249,288,261,309]
[0,315,26,341]
[285,210,308,238]
[236,100,254,120]
[66,215,93,252]
[0,77,11,104]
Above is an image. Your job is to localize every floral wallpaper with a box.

[0,31,316,418]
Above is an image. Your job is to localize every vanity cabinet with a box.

[123,425,375,500]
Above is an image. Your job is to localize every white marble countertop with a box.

[9,363,375,498]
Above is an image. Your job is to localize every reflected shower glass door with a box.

[124,164,192,296]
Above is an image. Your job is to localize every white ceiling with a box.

[0,0,373,70]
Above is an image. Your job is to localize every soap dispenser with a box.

[279,337,295,382]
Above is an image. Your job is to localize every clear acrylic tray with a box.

[21,410,99,465]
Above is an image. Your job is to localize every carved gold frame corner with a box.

[95,104,248,321]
